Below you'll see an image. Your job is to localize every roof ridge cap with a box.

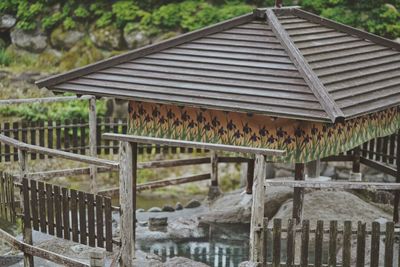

[36,12,256,89]
[265,8,345,123]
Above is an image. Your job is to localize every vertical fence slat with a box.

[0,174,5,219]
[47,120,53,158]
[300,220,309,267]
[369,139,375,159]
[54,185,63,238]
[22,179,31,230]
[104,118,110,155]
[70,189,79,242]
[30,122,37,160]
[4,122,10,161]
[46,183,54,235]
[362,141,368,157]
[104,197,113,252]
[343,221,352,267]
[356,221,366,267]
[272,218,281,267]
[80,118,86,155]
[64,119,70,152]
[56,120,61,150]
[12,122,19,161]
[329,220,337,267]
[62,187,70,240]
[112,118,119,154]
[78,191,87,245]
[87,193,96,247]
[96,195,104,248]
[315,220,323,267]
[382,136,389,163]
[38,181,46,233]
[389,133,396,164]
[376,137,383,161]
[370,221,380,267]
[96,118,102,155]
[72,118,79,154]
[39,121,45,159]
[286,218,295,267]
[384,221,394,267]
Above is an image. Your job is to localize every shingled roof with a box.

[36,7,400,123]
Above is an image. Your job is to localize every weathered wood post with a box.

[306,158,320,179]
[393,131,400,223]
[350,146,362,181]
[89,96,98,193]
[119,141,137,266]
[292,163,305,224]
[249,154,266,265]
[18,148,34,267]
[208,150,221,199]
[246,158,255,194]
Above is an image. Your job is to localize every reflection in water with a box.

[139,224,250,267]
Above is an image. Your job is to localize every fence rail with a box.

[263,218,397,267]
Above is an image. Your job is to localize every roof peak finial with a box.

[275,0,282,8]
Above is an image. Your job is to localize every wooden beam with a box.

[360,157,396,177]
[103,134,285,156]
[0,228,89,267]
[265,8,344,123]
[265,180,400,190]
[292,163,305,224]
[89,96,98,193]
[0,134,119,169]
[118,141,136,266]
[249,154,266,264]
[0,95,92,105]
[246,158,255,194]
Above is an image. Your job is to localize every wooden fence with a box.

[21,177,117,252]
[0,171,15,222]
[264,218,398,267]
[0,118,208,162]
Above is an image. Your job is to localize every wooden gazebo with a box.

[36,5,400,266]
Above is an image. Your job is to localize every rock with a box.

[138,221,148,227]
[10,28,48,53]
[0,14,16,31]
[149,217,168,231]
[163,257,210,267]
[123,26,150,49]
[239,261,258,267]
[185,199,201,209]
[59,41,104,70]
[133,250,163,267]
[148,207,162,212]
[207,185,222,200]
[0,255,24,266]
[136,208,145,212]
[199,179,293,224]
[11,71,42,84]
[175,202,183,210]
[90,25,123,50]
[50,25,85,50]
[162,205,175,212]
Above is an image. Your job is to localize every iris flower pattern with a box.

[128,101,400,163]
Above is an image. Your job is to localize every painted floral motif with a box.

[128,101,400,163]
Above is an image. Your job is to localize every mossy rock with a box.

[89,24,123,51]
[50,25,85,50]
[37,49,62,68]
[59,40,105,70]
[123,24,150,49]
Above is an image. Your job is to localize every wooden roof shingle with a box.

[36,7,400,123]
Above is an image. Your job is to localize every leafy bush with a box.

[0,49,12,66]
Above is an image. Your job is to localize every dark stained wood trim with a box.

[36,13,256,88]
[265,8,344,123]
[292,8,400,51]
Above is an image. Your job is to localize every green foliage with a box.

[0,96,107,122]
[112,1,142,28]
[0,49,12,66]
[74,6,90,19]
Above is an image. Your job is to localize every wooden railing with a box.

[263,218,398,267]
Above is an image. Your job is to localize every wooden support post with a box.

[306,158,320,179]
[119,141,137,267]
[393,131,400,223]
[18,148,34,267]
[292,163,305,224]
[89,96,98,194]
[246,158,255,194]
[208,151,221,199]
[249,154,266,265]
[350,146,362,181]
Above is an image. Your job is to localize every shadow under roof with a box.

[36,7,400,123]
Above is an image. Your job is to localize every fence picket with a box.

[389,133,396,164]
[78,191,87,245]
[272,218,281,267]
[72,119,79,154]
[315,220,323,267]
[286,219,295,267]
[22,179,31,229]
[70,189,79,242]
[30,122,37,160]
[56,120,61,150]
[46,184,55,235]
[4,122,10,161]
[96,118,102,154]
[54,186,62,238]
[356,221,366,267]
[62,187,70,240]
[300,220,309,267]
[47,120,53,158]
[12,122,19,161]
[39,121,45,159]
[64,119,70,152]
[104,197,113,252]
[370,221,380,267]
[80,118,86,155]
[38,181,46,233]
[369,139,375,159]
[104,118,110,155]
[87,193,96,247]
[96,195,104,248]
[384,221,394,267]
[343,221,352,267]
[329,220,337,267]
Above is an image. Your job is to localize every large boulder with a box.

[90,25,123,50]
[199,181,293,224]
[10,28,48,53]
[123,25,150,49]
[59,41,104,70]
[0,14,16,31]
[50,25,85,50]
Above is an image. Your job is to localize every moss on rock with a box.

[59,40,105,70]
[89,24,123,50]
[50,24,85,50]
